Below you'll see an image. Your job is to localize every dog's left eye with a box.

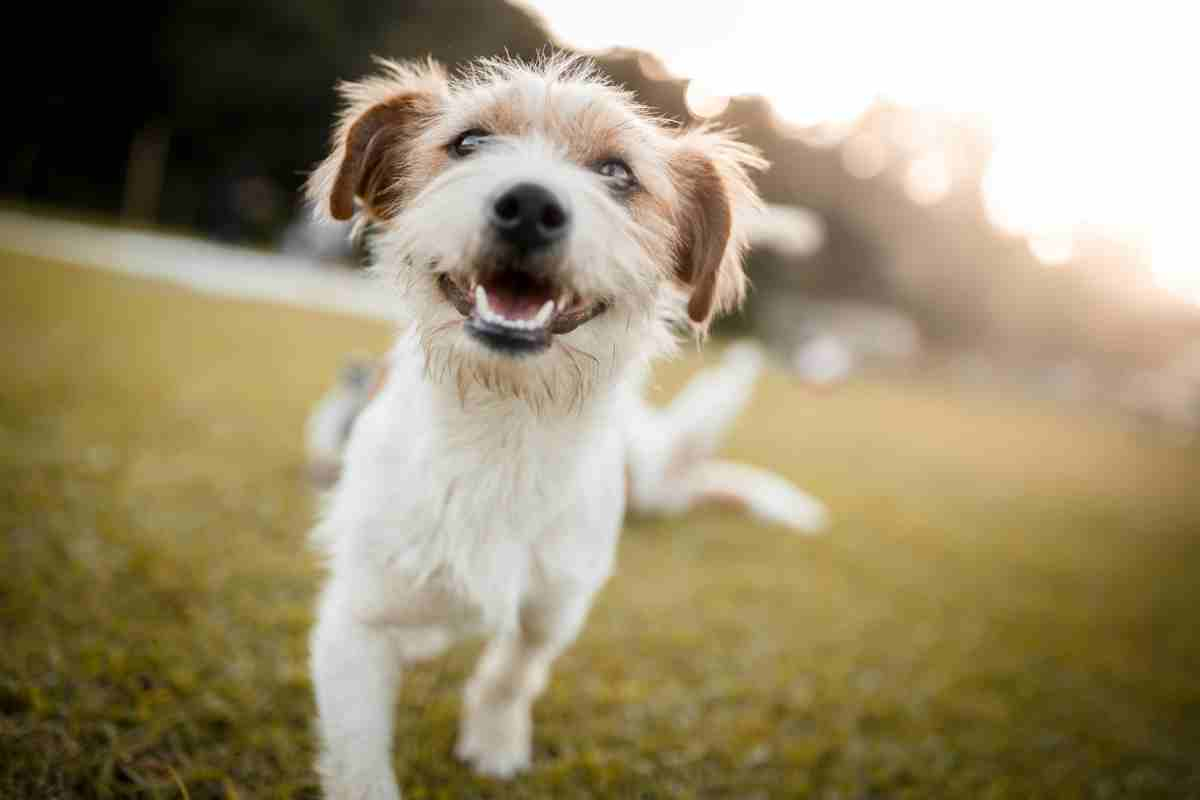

[595,159,637,192]
[450,129,490,157]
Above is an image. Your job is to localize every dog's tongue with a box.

[481,273,556,320]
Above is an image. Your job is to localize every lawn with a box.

[2,249,1199,799]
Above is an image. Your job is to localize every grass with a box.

[2,248,1199,799]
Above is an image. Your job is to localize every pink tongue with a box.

[484,283,552,320]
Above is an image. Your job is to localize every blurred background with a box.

[4,2,1200,797]
[5,0,1199,432]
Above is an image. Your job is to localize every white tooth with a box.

[535,300,555,327]
[475,285,489,315]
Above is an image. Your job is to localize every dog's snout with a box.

[490,183,570,251]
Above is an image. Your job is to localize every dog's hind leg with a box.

[674,458,829,533]
[657,339,767,457]
[625,341,763,509]
[626,340,829,534]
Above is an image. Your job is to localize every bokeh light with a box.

[903,152,952,206]
[840,132,889,180]
[684,82,730,119]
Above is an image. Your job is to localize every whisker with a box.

[561,341,600,370]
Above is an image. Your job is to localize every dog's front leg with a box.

[311,583,406,800]
[455,584,597,778]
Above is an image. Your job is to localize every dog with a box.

[305,54,826,799]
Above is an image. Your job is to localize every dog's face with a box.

[309,56,764,408]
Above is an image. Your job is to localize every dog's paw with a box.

[765,488,830,535]
[317,755,402,800]
[455,702,532,779]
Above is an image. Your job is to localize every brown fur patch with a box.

[330,93,439,220]
[672,152,734,324]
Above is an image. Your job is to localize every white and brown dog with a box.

[305,55,827,799]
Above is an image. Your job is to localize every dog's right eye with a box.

[450,129,490,157]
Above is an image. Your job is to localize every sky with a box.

[519,0,1198,305]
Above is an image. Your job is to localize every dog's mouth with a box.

[438,271,608,356]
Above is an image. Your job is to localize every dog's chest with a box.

[341,380,624,631]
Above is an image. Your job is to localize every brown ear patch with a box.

[329,93,435,221]
[673,153,734,324]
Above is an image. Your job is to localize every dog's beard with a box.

[402,269,643,413]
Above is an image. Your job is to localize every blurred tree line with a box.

[4,0,1196,376]
[3,0,548,240]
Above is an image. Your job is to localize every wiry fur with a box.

[305,54,818,800]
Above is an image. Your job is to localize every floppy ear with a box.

[307,58,448,222]
[670,129,766,327]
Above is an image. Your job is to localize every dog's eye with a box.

[450,129,490,157]
[595,158,637,192]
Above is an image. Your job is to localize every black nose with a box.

[490,183,570,251]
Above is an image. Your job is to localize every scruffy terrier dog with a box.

[306,55,826,799]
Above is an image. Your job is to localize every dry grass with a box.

[2,249,1199,798]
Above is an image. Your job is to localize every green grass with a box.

[3,249,1199,799]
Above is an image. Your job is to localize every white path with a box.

[0,204,825,324]
[0,211,399,323]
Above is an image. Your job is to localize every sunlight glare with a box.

[904,152,952,206]
[520,0,1198,303]
[1029,232,1075,266]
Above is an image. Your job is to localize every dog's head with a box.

[309,55,765,409]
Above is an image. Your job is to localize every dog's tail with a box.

[305,356,384,487]
[625,341,829,534]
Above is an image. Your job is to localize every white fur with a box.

[312,333,627,795]
[306,56,826,799]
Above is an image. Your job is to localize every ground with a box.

[2,250,1199,799]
